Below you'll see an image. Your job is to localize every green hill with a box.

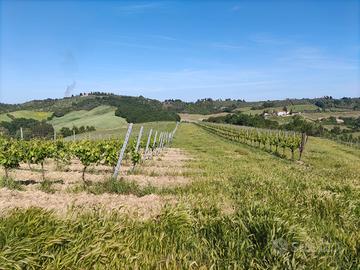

[49,106,127,131]
[0,110,52,122]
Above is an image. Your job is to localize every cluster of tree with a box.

[163,98,246,114]
[59,125,96,137]
[314,97,360,110]
[206,113,324,136]
[319,116,360,130]
[250,101,276,110]
[76,92,115,97]
[112,96,180,123]
[207,113,280,130]
[0,118,54,140]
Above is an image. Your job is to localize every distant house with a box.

[336,118,344,124]
[277,111,289,116]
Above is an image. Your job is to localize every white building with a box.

[277,111,289,116]
[336,118,344,124]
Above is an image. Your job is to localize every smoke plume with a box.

[65,81,76,97]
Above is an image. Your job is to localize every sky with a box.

[0,0,359,104]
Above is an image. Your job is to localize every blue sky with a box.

[0,0,359,103]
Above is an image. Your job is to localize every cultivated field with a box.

[0,110,52,122]
[49,105,127,131]
[0,123,359,268]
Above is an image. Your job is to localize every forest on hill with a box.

[1,93,359,117]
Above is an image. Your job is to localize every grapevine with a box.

[197,122,306,160]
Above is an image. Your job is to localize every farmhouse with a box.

[336,118,344,124]
[277,111,289,116]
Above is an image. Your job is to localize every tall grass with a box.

[71,178,157,197]
[0,123,359,268]
[0,177,23,190]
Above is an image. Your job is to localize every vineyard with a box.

[0,122,179,183]
[197,122,307,160]
[0,123,359,268]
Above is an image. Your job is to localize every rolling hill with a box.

[49,106,127,131]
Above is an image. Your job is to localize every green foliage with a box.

[82,178,156,196]
[39,179,56,194]
[0,177,23,190]
[207,112,280,129]
[99,139,122,170]
[113,96,180,123]
[71,140,101,167]
[59,125,96,137]
[0,118,54,139]
[198,122,303,159]
[71,140,102,182]
[0,138,22,178]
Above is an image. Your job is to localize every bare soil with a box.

[0,148,195,218]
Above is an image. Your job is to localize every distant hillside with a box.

[163,96,360,114]
[0,94,180,123]
[0,94,359,121]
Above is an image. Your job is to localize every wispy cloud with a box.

[212,43,245,50]
[115,2,165,14]
[147,34,178,41]
[250,33,293,45]
[101,40,166,50]
[280,46,358,70]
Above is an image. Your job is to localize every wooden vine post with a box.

[113,123,133,179]
[144,129,153,159]
[299,132,308,161]
[135,126,144,153]
[158,132,163,154]
[151,131,158,157]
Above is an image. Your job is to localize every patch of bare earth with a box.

[0,188,174,219]
[0,148,195,218]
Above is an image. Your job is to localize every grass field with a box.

[179,112,229,122]
[303,110,360,121]
[0,123,359,268]
[70,121,176,141]
[236,104,319,115]
[0,110,52,122]
[49,105,127,131]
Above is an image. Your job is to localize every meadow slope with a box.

[0,123,359,268]
[49,105,127,131]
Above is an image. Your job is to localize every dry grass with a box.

[0,148,194,216]
[0,188,174,219]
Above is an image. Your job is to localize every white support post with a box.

[151,131,158,158]
[73,130,76,141]
[113,123,133,179]
[135,126,144,153]
[20,127,23,140]
[144,129,153,159]
[163,132,168,148]
[54,130,57,141]
[161,132,165,149]
[157,132,163,154]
